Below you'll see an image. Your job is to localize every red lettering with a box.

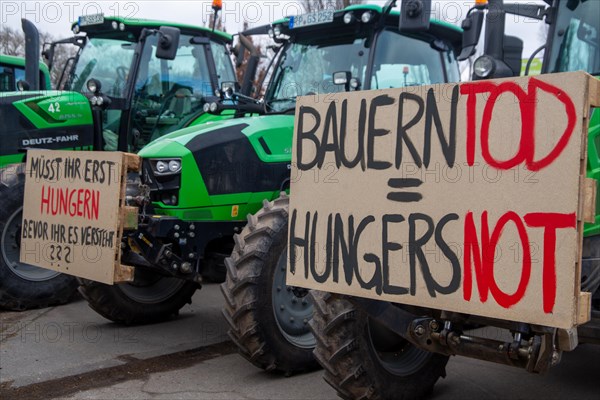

[461,78,576,171]
[91,191,100,220]
[40,185,50,214]
[463,211,490,302]
[524,212,577,313]
[526,79,577,170]
[69,189,77,217]
[486,212,531,309]
[77,189,84,217]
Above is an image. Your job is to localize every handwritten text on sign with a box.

[287,72,596,329]
[20,150,124,284]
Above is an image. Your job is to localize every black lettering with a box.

[367,95,394,170]
[382,214,409,295]
[434,213,461,295]
[318,102,341,169]
[340,99,366,170]
[296,106,322,171]
[423,87,458,168]
[396,92,425,168]
[408,213,435,296]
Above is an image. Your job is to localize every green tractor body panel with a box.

[585,107,600,236]
[0,54,51,91]
[139,114,294,222]
[0,91,93,168]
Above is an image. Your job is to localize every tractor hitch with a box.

[351,297,561,374]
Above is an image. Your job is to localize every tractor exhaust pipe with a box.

[22,19,40,91]
[238,34,260,97]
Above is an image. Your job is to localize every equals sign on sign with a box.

[387,178,423,203]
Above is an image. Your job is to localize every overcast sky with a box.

[0,0,548,56]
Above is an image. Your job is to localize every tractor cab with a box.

[0,54,51,91]
[51,15,236,152]
[241,5,462,114]
[543,0,599,76]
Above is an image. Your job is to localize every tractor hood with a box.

[139,114,295,163]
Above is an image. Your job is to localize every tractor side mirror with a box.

[503,35,524,76]
[156,26,180,60]
[220,81,240,99]
[457,10,484,61]
[399,0,431,33]
[17,80,30,91]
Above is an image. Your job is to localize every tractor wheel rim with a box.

[118,276,186,304]
[368,317,432,376]
[272,248,316,349]
[1,208,61,281]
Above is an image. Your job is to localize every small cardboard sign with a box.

[287,72,599,329]
[20,150,134,284]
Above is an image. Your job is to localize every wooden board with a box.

[20,150,139,284]
[287,71,598,330]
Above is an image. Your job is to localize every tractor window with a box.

[130,33,217,148]
[548,0,599,75]
[265,35,369,112]
[0,65,16,91]
[371,29,449,89]
[71,38,135,98]
[211,41,236,86]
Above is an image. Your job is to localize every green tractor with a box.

[303,1,600,399]
[0,13,241,310]
[0,54,51,92]
[72,1,462,375]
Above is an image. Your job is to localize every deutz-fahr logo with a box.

[21,135,80,146]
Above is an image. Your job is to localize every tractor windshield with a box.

[265,34,369,112]
[70,37,135,97]
[265,28,458,112]
[547,0,599,75]
[130,33,236,147]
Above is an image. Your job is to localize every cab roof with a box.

[266,4,462,52]
[72,15,232,42]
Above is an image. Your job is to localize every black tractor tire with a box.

[221,193,319,374]
[310,291,449,400]
[78,274,198,325]
[0,165,78,311]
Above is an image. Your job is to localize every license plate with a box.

[290,10,334,29]
[78,14,104,26]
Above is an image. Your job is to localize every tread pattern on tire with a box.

[310,291,449,400]
[221,193,318,374]
[0,165,78,311]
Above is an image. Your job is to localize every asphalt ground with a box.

[1,283,599,400]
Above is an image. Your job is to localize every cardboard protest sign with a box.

[287,72,599,329]
[20,150,138,284]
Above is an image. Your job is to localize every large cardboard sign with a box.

[287,72,599,329]
[20,150,138,284]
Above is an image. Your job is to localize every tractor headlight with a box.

[156,160,168,174]
[168,160,182,173]
[152,159,182,176]
[473,55,496,79]
[361,11,373,23]
[343,12,355,24]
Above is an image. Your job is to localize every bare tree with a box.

[0,25,77,88]
[301,0,365,13]
[0,25,25,56]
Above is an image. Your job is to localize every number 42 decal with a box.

[48,102,61,113]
